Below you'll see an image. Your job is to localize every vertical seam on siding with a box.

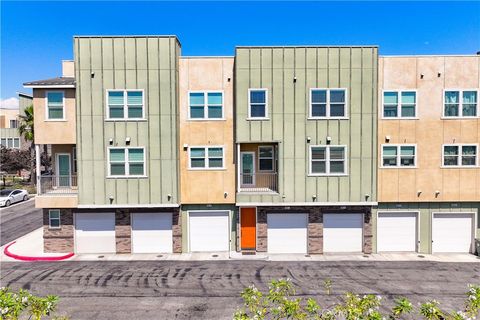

[123,37,127,205]
[169,38,174,204]
[371,48,375,202]
[112,38,117,204]
[101,38,106,204]
[146,38,151,204]
[282,48,285,198]
[315,48,318,198]
[293,48,296,202]
[304,47,307,202]
[360,47,363,202]
[158,38,163,201]
[349,47,352,201]
[326,47,330,201]
[89,38,96,204]
[337,48,341,200]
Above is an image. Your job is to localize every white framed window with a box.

[381,145,417,167]
[108,147,146,177]
[46,91,65,120]
[444,90,478,118]
[258,146,274,171]
[0,137,20,149]
[189,146,224,170]
[188,91,224,120]
[248,89,268,120]
[49,209,61,229]
[442,144,478,167]
[309,145,347,175]
[9,119,18,128]
[383,91,417,118]
[309,88,348,119]
[106,90,145,120]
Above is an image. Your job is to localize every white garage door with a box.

[75,212,116,254]
[132,212,172,253]
[377,212,417,252]
[189,211,229,252]
[267,213,308,254]
[432,213,473,253]
[324,213,363,253]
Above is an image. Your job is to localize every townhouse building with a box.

[375,55,480,254]
[23,35,478,256]
[0,92,32,150]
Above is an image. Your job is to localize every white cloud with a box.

[0,97,19,109]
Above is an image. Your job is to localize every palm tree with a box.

[18,104,35,182]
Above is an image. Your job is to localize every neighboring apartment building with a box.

[24,35,478,256]
[375,55,480,254]
[235,46,378,254]
[0,92,32,150]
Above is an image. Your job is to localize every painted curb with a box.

[3,242,74,261]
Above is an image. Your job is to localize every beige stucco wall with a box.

[378,56,480,202]
[0,109,19,128]
[33,88,76,144]
[179,57,235,204]
[35,195,78,208]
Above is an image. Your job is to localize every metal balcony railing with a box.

[39,175,78,195]
[239,172,278,193]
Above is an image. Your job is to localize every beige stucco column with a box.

[35,144,41,194]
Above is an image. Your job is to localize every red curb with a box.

[3,241,74,261]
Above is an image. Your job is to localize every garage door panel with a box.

[433,213,473,253]
[267,213,307,254]
[377,212,417,252]
[75,212,116,254]
[324,214,363,253]
[132,212,172,253]
[189,211,229,252]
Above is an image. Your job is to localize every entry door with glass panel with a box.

[241,152,255,187]
[56,154,71,187]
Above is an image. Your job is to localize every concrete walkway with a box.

[2,227,479,263]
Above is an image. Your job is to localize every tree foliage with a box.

[234,278,480,320]
[0,147,32,174]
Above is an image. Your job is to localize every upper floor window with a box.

[258,146,274,171]
[108,147,145,177]
[189,146,224,169]
[309,145,347,175]
[107,90,144,120]
[189,92,223,120]
[248,89,268,119]
[46,91,64,120]
[382,145,416,167]
[0,137,20,149]
[9,120,18,128]
[443,145,477,167]
[383,91,416,118]
[444,90,477,118]
[310,89,347,119]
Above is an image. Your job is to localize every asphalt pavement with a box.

[0,198,42,246]
[1,260,479,319]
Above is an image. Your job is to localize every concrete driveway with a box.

[0,198,41,246]
[1,260,479,319]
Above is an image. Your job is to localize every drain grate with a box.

[98,255,104,258]
[157,255,163,258]
[212,254,219,258]
[363,255,370,258]
[304,254,311,257]
[417,255,425,258]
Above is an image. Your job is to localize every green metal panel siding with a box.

[18,95,33,116]
[235,47,378,203]
[372,202,480,254]
[74,36,180,206]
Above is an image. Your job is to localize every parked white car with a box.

[0,189,29,207]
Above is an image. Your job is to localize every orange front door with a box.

[241,208,256,249]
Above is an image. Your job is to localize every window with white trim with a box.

[107,90,144,120]
[189,147,224,169]
[46,92,64,120]
[443,145,477,167]
[383,91,416,118]
[189,92,223,119]
[109,148,145,176]
[258,146,274,171]
[382,145,416,167]
[49,209,61,228]
[248,89,268,119]
[310,89,347,118]
[0,137,20,149]
[444,90,477,117]
[9,120,18,128]
[310,145,347,175]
